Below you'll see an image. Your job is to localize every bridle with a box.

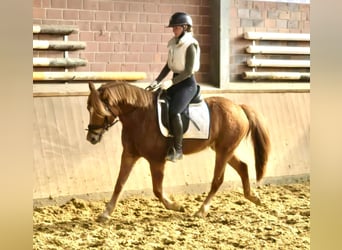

[86,101,119,136]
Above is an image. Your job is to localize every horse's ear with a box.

[89,82,96,92]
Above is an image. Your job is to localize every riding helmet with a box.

[167,12,193,27]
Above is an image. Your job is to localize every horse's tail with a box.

[240,104,271,182]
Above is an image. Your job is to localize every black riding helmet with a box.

[167,12,193,27]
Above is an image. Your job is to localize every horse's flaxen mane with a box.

[99,82,153,109]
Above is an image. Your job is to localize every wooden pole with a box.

[33,72,147,81]
[33,58,87,67]
[246,45,310,55]
[33,40,86,51]
[247,58,310,68]
[33,25,78,35]
[242,71,310,81]
[244,32,310,41]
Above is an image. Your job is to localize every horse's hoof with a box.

[194,210,207,218]
[96,213,110,223]
[179,205,185,212]
[250,196,262,206]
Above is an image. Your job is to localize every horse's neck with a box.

[118,104,152,126]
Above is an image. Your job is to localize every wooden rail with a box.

[33,25,78,35]
[33,58,87,67]
[242,32,310,81]
[33,72,147,81]
[33,40,86,51]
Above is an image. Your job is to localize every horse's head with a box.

[86,82,118,144]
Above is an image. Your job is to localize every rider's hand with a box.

[160,79,173,90]
[145,80,161,91]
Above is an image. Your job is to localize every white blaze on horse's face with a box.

[86,103,106,144]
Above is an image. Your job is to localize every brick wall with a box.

[33,0,212,83]
[33,0,311,84]
[229,0,310,81]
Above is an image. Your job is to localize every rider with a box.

[147,12,201,162]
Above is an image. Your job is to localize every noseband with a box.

[86,102,119,136]
[87,116,119,135]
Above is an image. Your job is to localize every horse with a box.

[86,82,270,221]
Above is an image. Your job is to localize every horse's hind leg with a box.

[149,160,184,212]
[228,155,261,205]
[194,151,230,218]
[97,151,139,222]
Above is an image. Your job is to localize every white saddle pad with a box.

[157,97,210,139]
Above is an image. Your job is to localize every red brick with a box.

[95,53,110,62]
[128,44,143,52]
[143,44,157,53]
[122,23,136,32]
[150,24,164,33]
[114,44,127,52]
[75,21,91,31]
[129,3,143,12]
[76,65,90,71]
[91,63,106,71]
[106,23,121,32]
[110,12,124,22]
[110,33,125,42]
[106,63,121,71]
[110,54,125,62]
[33,0,41,8]
[63,10,79,20]
[79,52,95,62]
[125,13,140,22]
[42,0,50,8]
[45,9,61,19]
[132,33,146,43]
[95,11,110,21]
[158,5,172,14]
[51,0,66,8]
[125,54,140,63]
[67,0,82,9]
[143,3,158,13]
[79,10,94,20]
[99,42,114,52]
[83,0,98,10]
[94,32,110,41]
[139,53,154,63]
[91,22,106,31]
[114,2,129,12]
[33,8,45,19]
[85,42,98,53]
[79,31,94,42]
[99,1,113,11]
[136,63,150,72]
[279,11,290,20]
[136,23,150,33]
[147,14,161,23]
[121,64,136,71]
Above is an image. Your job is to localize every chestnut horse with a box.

[86,82,270,221]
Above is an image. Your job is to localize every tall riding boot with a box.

[166,113,183,162]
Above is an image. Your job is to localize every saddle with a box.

[157,86,210,139]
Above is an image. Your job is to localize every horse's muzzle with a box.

[87,132,102,144]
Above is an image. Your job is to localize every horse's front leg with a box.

[149,160,184,212]
[97,150,139,222]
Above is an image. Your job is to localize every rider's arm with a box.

[155,64,171,83]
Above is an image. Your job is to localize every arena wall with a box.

[33,90,310,203]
